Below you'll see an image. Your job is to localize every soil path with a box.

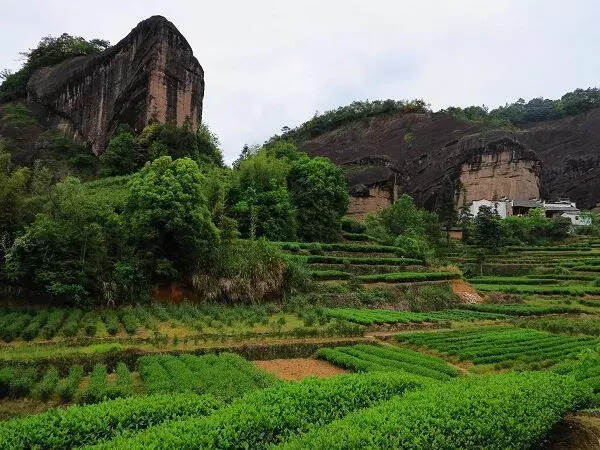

[255,358,348,381]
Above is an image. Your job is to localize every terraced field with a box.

[396,328,599,367]
[316,344,460,380]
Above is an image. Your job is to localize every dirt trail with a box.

[540,411,600,449]
[255,358,348,381]
[451,279,483,303]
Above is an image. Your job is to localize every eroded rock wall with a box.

[458,150,540,206]
[26,16,203,154]
[348,186,393,219]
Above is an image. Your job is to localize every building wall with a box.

[348,186,393,220]
[469,199,511,219]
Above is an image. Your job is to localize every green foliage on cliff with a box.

[0,34,109,102]
[446,87,600,127]
[270,99,429,143]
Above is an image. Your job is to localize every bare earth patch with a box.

[540,412,600,449]
[255,358,349,381]
[451,279,483,303]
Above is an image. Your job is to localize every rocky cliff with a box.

[26,16,204,154]
[300,108,599,212]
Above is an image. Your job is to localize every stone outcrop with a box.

[300,113,542,211]
[300,107,600,213]
[518,108,600,209]
[457,137,541,206]
[26,16,203,154]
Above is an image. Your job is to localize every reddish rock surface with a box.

[26,16,204,154]
[300,109,600,210]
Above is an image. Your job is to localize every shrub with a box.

[60,308,83,337]
[0,393,221,449]
[21,310,49,341]
[32,366,59,400]
[8,367,37,398]
[56,364,84,402]
[39,309,65,339]
[95,372,428,449]
[317,344,459,380]
[118,306,139,334]
[103,309,120,335]
[359,271,460,283]
[280,372,592,449]
[341,217,366,234]
[81,310,99,336]
[79,364,109,404]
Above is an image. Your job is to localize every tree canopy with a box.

[0,34,109,101]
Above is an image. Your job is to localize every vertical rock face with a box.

[457,142,541,206]
[26,16,204,154]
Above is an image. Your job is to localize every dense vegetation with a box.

[397,328,598,368]
[444,87,600,127]
[91,371,428,449]
[316,344,460,380]
[326,307,509,324]
[280,372,591,449]
[270,99,429,143]
[0,34,110,102]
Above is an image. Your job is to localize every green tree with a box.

[1,34,109,101]
[473,206,503,250]
[287,156,348,242]
[100,130,138,176]
[229,149,296,240]
[4,178,117,304]
[122,156,219,280]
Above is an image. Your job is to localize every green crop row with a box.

[468,276,563,285]
[279,372,592,449]
[525,273,598,281]
[93,371,430,449]
[473,283,600,295]
[277,241,405,255]
[342,232,371,241]
[458,303,583,316]
[568,265,600,272]
[516,316,600,337]
[359,271,460,283]
[316,344,459,380]
[326,307,508,325]
[310,270,351,280]
[506,245,592,251]
[306,255,423,265]
[0,303,283,342]
[396,328,598,366]
[138,353,278,400]
[0,393,222,449]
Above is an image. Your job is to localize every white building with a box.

[469,198,591,225]
[469,199,511,219]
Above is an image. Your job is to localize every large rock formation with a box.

[26,16,203,154]
[300,108,600,214]
[519,108,600,209]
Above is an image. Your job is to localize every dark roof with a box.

[545,206,580,213]
[512,200,542,208]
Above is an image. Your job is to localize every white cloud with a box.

[1,0,599,163]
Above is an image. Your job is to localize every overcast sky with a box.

[2,1,599,163]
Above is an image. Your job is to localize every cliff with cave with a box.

[299,108,600,216]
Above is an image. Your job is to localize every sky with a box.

[2,1,600,164]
